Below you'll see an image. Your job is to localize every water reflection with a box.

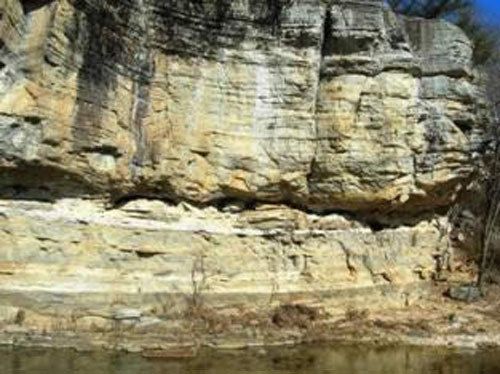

[1,344,500,374]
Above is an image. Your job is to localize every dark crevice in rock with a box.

[0,174,447,231]
[0,167,97,202]
[112,189,336,218]
[453,119,474,136]
[320,8,333,57]
[106,190,443,231]
[136,251,162,259]
[364,220,386,232]
[21,0,55,14]
[0,188,60,203]
[23,116,42,125]
[119,248,164,259]
[78,145,122,158]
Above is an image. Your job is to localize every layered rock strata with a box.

[0,0,487,349]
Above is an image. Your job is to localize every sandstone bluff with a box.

[0,0,490,351]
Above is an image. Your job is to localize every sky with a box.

[475,0,500,25]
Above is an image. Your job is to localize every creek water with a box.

[1,344,500,374]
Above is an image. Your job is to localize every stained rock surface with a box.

[0,0,488,350]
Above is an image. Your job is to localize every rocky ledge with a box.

[0,0,490,350]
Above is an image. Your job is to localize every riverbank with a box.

[312,282,500,351]
[1,280,500,353]
[0,198,459,354]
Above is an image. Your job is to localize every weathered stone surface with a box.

[0,0,488,350]
[0,198,445,349]
[0,0,486,212]
[447,285,483,302]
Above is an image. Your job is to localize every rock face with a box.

[0,0,487,350]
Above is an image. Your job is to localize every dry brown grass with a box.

[271,304,322,329]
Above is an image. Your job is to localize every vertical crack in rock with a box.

[320,6,333,58]
[307,4,332,198]
[337,240,357,278]
[130,0,154,179]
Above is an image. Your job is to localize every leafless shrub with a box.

[271,304,321,329]
[345,307,370,321]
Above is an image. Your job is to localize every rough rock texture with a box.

[0,0,488,350]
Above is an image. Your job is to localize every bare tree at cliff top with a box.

[477,139,500,289]
[389,0,500,292]
[477,45,500,289]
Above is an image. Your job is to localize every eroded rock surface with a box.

[0,0,488,350]
[1,0,487,211]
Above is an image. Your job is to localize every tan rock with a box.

[0,0,487,350]
[0,0,485,212]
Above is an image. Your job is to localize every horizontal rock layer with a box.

[0,198,440,349]
[0,0,488,349]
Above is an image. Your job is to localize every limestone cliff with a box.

[0,0,488,350]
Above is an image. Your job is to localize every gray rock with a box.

[447,285,483,302]
[112,308,142,321]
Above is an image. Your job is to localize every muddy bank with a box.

[1,282,500,353]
